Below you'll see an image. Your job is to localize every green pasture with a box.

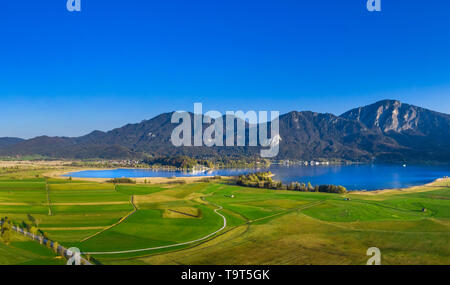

[116,184,167,195]
[0,232,64,265]
[0,172,448,265]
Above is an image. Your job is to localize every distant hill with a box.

[277,111,401,161]
[0,137,24,149]
[0,100,449,163]
[341,100,450,162]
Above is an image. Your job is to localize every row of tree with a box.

[1,216,61,254]
[143,156,203,169]
[106,178,136,184]
[1,215,47,245]
[0,217,12,244]
[143,155,271,170]
[236,172,347,194]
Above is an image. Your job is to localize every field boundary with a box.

[45,179,53,216]
[0,221,91,265]
[83,198,227,255]
[80,195,137,243]
[305,215,450,234]
[167,209,199,218]
[247,200,325,224]
[92,199,327,260]
[81,199,324,256]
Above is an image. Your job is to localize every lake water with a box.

[65,164,449,191]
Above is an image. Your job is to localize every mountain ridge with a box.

[1,100,448,162]
[0,137,25,149]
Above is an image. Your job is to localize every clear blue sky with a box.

[1,0,449,138]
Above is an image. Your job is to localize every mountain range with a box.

[1,100,449,163]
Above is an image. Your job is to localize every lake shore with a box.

[51,167,450,195]
[350,177,449,196]
[47,168,218,184]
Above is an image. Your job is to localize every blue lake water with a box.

[65,164,449,191]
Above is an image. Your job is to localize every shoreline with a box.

[48,167,450,195]
[46,168,219,184]
[350,177,449,195]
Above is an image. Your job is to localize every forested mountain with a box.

[0,137,25,149]
[1,100,448,163]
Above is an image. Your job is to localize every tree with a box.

[337,185,347,194]
[0,218,12,245]
[52,241,59,254]
[300,183,306,191]
[27,214,37,227]
[30,226,38,239]
[276,181,283,190]
[21,221,30,231]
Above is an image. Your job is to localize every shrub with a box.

[106,178,136,184]
[52,241,59,253]
[234,172,347,194]
[166,180,187,185]
[0,217,12,245]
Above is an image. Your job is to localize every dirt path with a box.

[304,214,450,234]
[82,199,325,256]
[167,209,199,218]
[45,179,53,216]
[51,201,130,206]
[40,226,106,231]
[80,195,137,243]
[247,201,324,224]
[83,199,227,255]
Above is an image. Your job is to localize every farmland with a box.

[0,166,448,265]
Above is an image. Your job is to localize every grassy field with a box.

[0,232,65,265]
[0,166,448,265]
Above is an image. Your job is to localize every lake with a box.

[65,164,449,191]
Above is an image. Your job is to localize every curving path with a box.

[82,200,324,256]
[80,195,137,243]
[83,201,227,255]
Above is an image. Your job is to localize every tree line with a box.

[143,156,208,169]
[0,215,83,262]
[142,155,270,170]
[106,178,136,184]
[236,172,347,194]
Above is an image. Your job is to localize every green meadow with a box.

[0,168,448,265]
[0,232,65,265]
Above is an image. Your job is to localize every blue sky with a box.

[1,0,449,138]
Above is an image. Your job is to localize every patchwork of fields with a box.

[0,168,449,265]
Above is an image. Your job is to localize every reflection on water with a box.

[268,164,449,190]
[66,164,449,191]
[65,168,253,179]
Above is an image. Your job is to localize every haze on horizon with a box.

[1,1,449,139]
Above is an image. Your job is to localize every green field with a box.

[0,232,64,265]
[0,168,448,265]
